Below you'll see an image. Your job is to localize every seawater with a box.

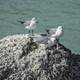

[0,0,80,54]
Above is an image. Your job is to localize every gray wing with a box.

[30,35,48,43]
[46,28,57,34]
[23,20,31,26]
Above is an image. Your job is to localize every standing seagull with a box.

[47,26,63,49]
[18,17,38,35]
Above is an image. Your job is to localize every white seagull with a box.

[31,26,63,47]
[47,26,63,49]
[18,17,38,35]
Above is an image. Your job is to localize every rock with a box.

[0,34,79,80]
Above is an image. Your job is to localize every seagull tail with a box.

[46,29,50,34]
[17,20,24,24]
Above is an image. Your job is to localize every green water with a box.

[0,0,80,53]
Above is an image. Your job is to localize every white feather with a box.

[23,17,38,30]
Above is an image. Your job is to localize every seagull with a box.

[18,17,38,35]
[31,26,63,48]
[47,26,63,49]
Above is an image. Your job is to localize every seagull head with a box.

[32,17,36,20]
[31,17,38,23]
[57,26,63,31]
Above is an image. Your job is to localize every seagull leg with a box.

[56,39,59,50]
[28,30,30,34]
[56,43,59,50]
[32,30,34,36]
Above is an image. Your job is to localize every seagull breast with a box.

[47,37,56,47]
[53,26,63,39]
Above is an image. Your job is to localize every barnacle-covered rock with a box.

[0,34,79,80]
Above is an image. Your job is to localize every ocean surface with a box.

[0,0,80,54]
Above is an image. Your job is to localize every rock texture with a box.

[0,34,79,80]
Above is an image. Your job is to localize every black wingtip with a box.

[46,29,50,34]
[17,20,24,24]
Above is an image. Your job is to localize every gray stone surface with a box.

[0,34,79,80]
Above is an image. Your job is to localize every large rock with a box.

[0,34,79,80]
